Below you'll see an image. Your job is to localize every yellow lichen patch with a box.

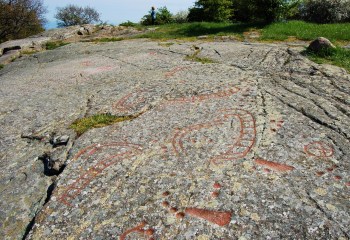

[251,213,261,221]
[314,188,327,196]
[326,203,337,211]
[197,235,210,240]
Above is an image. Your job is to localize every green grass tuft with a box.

[305,47,350,72]
[70,113,136,136]
[45,41,69,50]
[185,48,216,64]
[185,54,216,64]
[158,42,175,47]
[134,22,259,40]
[93,37,124,42]
[0,64,4,69]
[261,21,350,42]
[133,21,350,43]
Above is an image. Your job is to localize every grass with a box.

[132,21,350,70]
[133,21,350,43]
[45,41,69,50]
[21,50,39,55]
[70,113,136,136]
[158,42,175,47]
[185,49,216,64]
[135,22,259,40]
[0,64,4,69]
[260,21,350,42]
[93,37,124,43]
[305,47,350,72]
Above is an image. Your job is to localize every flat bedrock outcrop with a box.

[0,38,349,239]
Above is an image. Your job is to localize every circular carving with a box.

[304,141,334,157]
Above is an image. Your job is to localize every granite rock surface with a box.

[0,39,349,239]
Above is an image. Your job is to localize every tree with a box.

[233,0,294,22]
[300,0,350,23]
[188,0,233,22]
[141,6,174,25]
[0,0,46,42]
[55,4,100,27]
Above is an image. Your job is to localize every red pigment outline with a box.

[304,141,334,157]
[85,65,114,75]
[255,158,294,172]
[112,90,146,112]
[211,109,256,164]
[171,119,224,156]
[81,61,93,66]
[185,208,232,227]
[119,221,154,240]
[171,109,256,164]
[58,142,143,206]
[72,142,143,162]
[166,86,240,104]
[164,66,189,78]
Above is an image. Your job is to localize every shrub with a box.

[55,4,100,27]
[141,6,174,25]
[233,0,288,22]
[188,0,233,22]
[300,0,350,23]
[119,21,138,27]
[0,0,46,42]
[172,11,189,23]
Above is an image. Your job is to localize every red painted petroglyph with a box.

[211,191,220,198]
[346,182,350,186]
[84,65,114,75]
[270,119,284,132]
[304,141,334,157]
[120,222,146,240]
[145,229,155,236]
[255,158,295,172]
[316,171,325,176]
[211,109,256,164]
[72,142,143,162]
[162,191,171,197]
[119,222,154,240]
[176,212,185,219]
[171,109,256,164]
[113,90,147,112]
[81,61,93,66]
[213,183,222,189]
[185,208,232,227]
[58,142,143,206]
[334,176,342,181]
[166,86,240,105]
[169,207,178,213]
[162,201,170,207]
[164,66,189,78]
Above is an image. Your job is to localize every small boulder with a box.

[50,135,70,147]
[308,37,335,53]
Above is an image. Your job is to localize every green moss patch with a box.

[70,113,136,136]
[45,41,69,50]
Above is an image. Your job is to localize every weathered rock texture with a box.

[0,39,349,240]
[0,25,144,65]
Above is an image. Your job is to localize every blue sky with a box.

[44,0,196,29]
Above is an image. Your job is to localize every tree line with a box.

[141,0,350,25]
[1,0,349,43]
[0,0,100,43]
